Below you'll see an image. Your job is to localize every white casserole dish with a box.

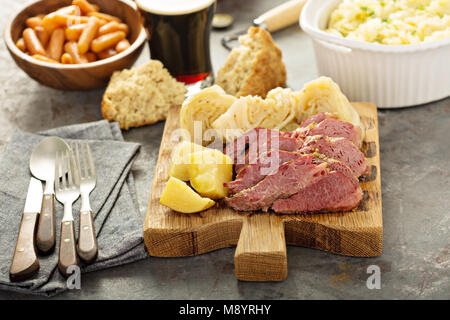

[300,0,450,108]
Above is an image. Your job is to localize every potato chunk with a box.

[168,141,205,181]
[189,149,233,199]
[160,177,215,213]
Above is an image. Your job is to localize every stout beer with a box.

[137,0,215,85]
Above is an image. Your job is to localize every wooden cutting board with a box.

[144,103,382,281]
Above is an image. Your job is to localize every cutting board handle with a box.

[234,213,287,281]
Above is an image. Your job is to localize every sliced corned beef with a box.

[225,155,328,211]
[234,136,302,174]
[272,171,363,213]
[299,135,368,177]
[225,150,302,194]
[300,112,337,127]
[225,128,291,164]
[292,118,361,146]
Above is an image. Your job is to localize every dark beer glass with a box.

[136,0,215,85]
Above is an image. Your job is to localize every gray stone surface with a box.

[0,0,449,299]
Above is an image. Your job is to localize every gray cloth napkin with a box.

[0,120,148,297]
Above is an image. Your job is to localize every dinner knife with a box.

[9,178,43,282]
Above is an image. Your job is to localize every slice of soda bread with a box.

[102,60,186,129]
[215,26,286,98]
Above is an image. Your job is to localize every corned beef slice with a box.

[225,128,291,164]
[235,135,302,174]
[292,118,361,146]
[225,150,302,194]
[272,171,363,213]
[300,112,337,127]
[225,155,328,211]
[299,135,368,177]
[314,156,360,187]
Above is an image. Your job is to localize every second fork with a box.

[55,150,79,277]
[73,142,98,263]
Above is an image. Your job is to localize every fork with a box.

[55,149,80,277]
[73,142,98,263]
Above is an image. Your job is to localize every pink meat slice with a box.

[234,136,302,174]
[300,112,337,127]
[272,171,363,213]
[225,128,291,164]
[292,118,361,146]
[225,155,328,211]
[299,135,368,177]
[225,150,302,194]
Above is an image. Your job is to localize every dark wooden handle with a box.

[58,221,78,277]
[9,212,40,282]
[37,194,56,253]
[77,210,98,263]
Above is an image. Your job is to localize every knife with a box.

[9,178,43,282]
[221,0,307,50]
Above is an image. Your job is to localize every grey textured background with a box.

[0,0,449,299]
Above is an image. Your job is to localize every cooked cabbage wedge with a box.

[189,149,233,199]
[180,85,237,145]
[212,88,301,141]
[168,141,205,181]
[296,77,364,141]
[160,177,215,213]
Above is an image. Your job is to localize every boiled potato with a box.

[189,149,233,199]
[160,177,215,213]
[168,141,205,181]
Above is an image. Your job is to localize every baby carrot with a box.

[32,54,58,63]
[78,17,100,54]
[72,0,99,14]
[97,21,128,37]
[23,28,46,56]
[64,41,88,64]
[97,48,117,60]
[61,52,73,64]
[26,16,43,29]
[65,23,86,41]
[34,26,50,48]
[16,38,27,52]
[47,28,65,61]
[87,11,121,23]
[91,31,125,53]
[115,39,130,53]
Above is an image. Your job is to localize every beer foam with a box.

[136,0,215,16]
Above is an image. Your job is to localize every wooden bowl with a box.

[4,0,147,90]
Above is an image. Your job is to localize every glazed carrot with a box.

[47,28,65,61]
[97,21,128,37]
[64,41,88,63]
[22,28,46,56]
[43,14,89,31]
[26,16,43,29]
[115,39,130,53]
[32,54,58,63]
[72,0,99,14]
[16,38,27,52]
[61,53,73,64]
[78,17,100,54]
[91,31,125,53]
[97,48,117,59]
[85,51,97,62]
[65,23,86,41]
[56,5,80,16]
[87,11,121,23]
[34,26,50,48]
